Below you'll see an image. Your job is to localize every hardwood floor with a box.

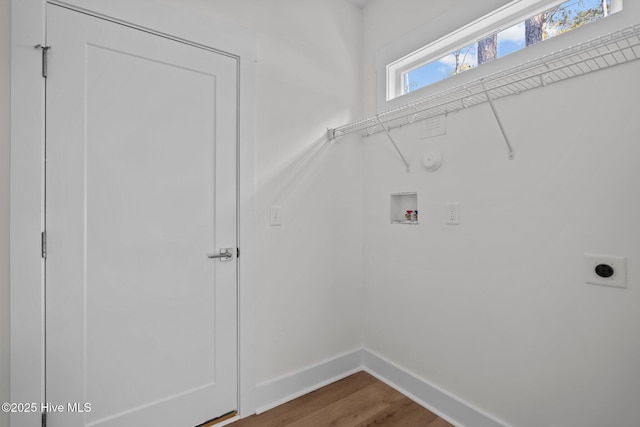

[228,371,454,427]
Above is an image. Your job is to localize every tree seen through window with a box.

[404,0,613,94]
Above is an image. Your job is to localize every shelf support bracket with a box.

[375,116,411,172]
[481,81,514,160]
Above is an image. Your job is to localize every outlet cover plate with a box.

[446,202,460,225]
[584,253,627,288]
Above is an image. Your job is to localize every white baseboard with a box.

[254,349,363,414]
[253,347,508,427]
[362,349,509,427]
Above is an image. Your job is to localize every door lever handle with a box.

[207,248,233,261]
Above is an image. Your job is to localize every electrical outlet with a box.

[584,254,626,288]
[270,206,282,226]
[446,203,460,225]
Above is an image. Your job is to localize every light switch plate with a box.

[270,206,282,226]
[584,254,627,288]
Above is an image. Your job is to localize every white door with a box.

[45,4,238,427]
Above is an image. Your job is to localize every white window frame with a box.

[377,0,626,110]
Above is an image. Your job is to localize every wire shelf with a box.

[329,24,640,139]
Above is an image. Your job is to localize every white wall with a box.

[159,0,365,385]
[8,0,364,420]
[1,0,10,425]
[8,1,637,425]
[362,1,640,426]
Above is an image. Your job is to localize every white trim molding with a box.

[255,350,364,414]
[10,1,257,424]
[362,349,509,427]
[253,347,509,427]
[10,1,47,426]
[376,0,631,111]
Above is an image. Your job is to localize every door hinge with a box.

[41,231,47,259]
[34,44,51,78]
[237,248,240,258]
[42,410,47,427]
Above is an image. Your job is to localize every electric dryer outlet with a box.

[584,254,627,288]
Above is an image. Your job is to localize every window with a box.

[387,0,622,100]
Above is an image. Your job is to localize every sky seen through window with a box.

[404,0,613,94]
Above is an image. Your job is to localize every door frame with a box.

[10,1,257,425]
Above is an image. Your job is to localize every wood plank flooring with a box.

[228,371,454,427]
